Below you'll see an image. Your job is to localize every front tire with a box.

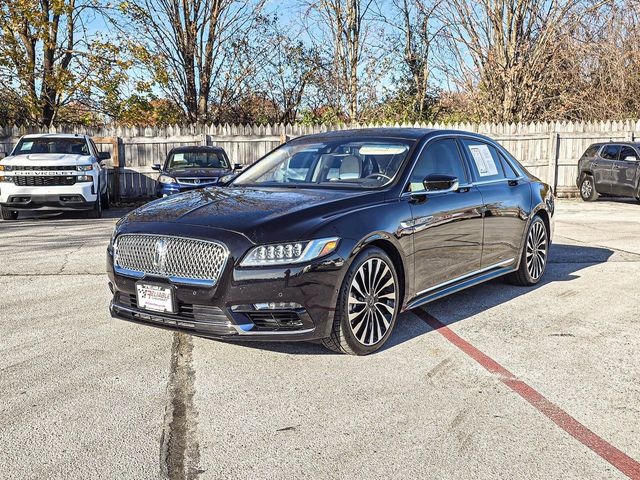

[86,194,102,219]
[580,175,598,201]
[1,206,18,220]
[508,216,549,286]
[322,247,400,355]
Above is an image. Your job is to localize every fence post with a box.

[112,137,122,202]
[548,132,560,195]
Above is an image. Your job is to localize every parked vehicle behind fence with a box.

[0,134,111,220]
[577,142,640,202]
[153,146,241,197]
[108,128,554,355]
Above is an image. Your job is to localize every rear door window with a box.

[460,139,506,182]
[619,146,639,161]
[600,145,621,160]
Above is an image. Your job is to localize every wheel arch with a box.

[351,234,409,309]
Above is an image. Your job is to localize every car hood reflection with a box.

[125,187,378,241]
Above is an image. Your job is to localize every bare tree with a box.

[304,0,378,121]
[443,0,588,122]
[258,22,322,123]
[381,0,443,119]
[123,0,266,122]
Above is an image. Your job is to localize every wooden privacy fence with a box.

[1,120,639,199]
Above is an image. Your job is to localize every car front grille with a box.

[14,175,77,186]
[176,177,219,185]
[114,234,228,284]
[11,165,77,171]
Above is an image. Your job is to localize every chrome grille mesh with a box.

[114,234,228,283]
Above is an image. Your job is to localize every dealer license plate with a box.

[136,283,175,313]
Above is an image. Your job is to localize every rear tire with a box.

[507,216,549,286]
[1,206,18,220]
[322,247,400,355]
[579,175,598,201]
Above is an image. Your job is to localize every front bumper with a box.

[157,181,220,197]
[107,235,352,342]
[0,182,97,210]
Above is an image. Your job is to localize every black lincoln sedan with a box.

[107,129,554,355]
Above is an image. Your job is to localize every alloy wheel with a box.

[526,221,547,280]
[581,179,592,198]
[348,257,397,346]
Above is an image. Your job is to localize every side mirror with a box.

[152,164,162,171]
[220,173,238,185]
[233,163,243,171]
[422,174,459,193]
[624,156,638,162]
[98,151,111,161]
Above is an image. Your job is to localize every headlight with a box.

[0,165,12,171]
[240,237,340,267]
[158,175,176,184]
[0,175,13,183]
[77,164,94,171]
[77,175,93,182]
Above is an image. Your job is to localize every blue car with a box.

[152,146,240,197]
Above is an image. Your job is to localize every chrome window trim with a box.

[399,133,526,198]
[414,258,515,297]
[114,233,230,287]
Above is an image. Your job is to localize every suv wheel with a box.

[1,206,18,220]
[508,216,549,286]
[322,247,399,355]
[580,175,598,201]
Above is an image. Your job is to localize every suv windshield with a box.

[167,151,229,170]
[232,138,413,189]
[13,137,90,156]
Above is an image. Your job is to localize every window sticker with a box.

[21,141,33,151]
[173,153,185,161]
[468,144,498,177]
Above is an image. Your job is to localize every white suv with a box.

[0,134,110,220]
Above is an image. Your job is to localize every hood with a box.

[1,153,90,165]
[166,167,230,178]
[120,187,381,244]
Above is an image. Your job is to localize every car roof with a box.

[168,145,226,154]
[588,142,640,148]
[21,133,88,140]
[289,128,492,143]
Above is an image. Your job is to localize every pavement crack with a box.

[57,242,86,274]
[160,333,201,480]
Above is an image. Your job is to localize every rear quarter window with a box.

[582,145,600,158]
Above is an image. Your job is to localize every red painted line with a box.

[414,308,640,480]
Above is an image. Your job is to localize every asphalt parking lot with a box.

[1,199,639,479]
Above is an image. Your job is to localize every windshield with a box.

[13,137,90,156]
[167,151,229,170]
[232,138,414,189]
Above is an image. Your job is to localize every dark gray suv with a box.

[577,142,640,202]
